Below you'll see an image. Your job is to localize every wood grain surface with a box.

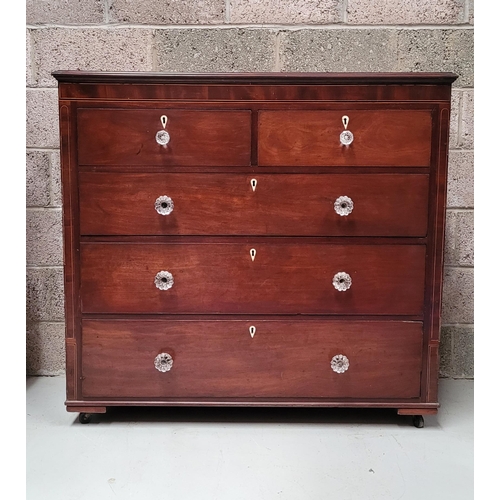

[80,242,426,315]
[79,172,429,237]
[77,108,251,166]
[81,319,423,399]
[258,110,432,167]
[53,72,456,413]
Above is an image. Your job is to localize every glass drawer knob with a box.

[156,130,170,146]
[155,195,174,215]
[154,353,173,372]
[331,354,349,374]
[340,130,354,146]
[332,272,352,292]
[155,271,174,290]
[334,196,353,216]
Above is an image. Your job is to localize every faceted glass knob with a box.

[331,354,349,374]
[333,196,354,216]
[155,271,174,290]
[332,272,352,292]
[154,353,173,372]
[155,195,174,215]
[334,196,354,216]
[156,130,170,146]
[340,130,354,146]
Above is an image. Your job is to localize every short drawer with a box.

[80,242,426,315]
[258,109,432,167]
[79,172,429,237]
[81,319,423,399]
[77,108,251,166]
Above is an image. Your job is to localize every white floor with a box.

[27,376,473,500]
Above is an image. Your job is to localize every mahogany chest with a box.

[53,72,457,426]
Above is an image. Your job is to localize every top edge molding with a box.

[52,71,458,85]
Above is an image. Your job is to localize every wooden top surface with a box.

[52,71,458,85]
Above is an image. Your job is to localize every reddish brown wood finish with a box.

[68,401,439,409]
[258,110,432,167]
[53,71,458,85]
[397,408,437,416]
[53,72,456,419]
[66,406,107,413]
[80,242,426,315]
[79,172,429,237]
[59,83,453,102]
[81,319,423,399]
[77,108,251,166]
[58,101,83,402]
[53,71,456,104]
[65,338,77,401]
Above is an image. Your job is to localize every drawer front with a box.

[80,243,426,315]
[79,172,429,237]
[81,319,423,399]
[77,109,251,166]
[258,110,432,167]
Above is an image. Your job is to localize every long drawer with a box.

[80,242,426,315]
[79,173,429,237]
[258,109,432,167]
[81,319,423,399]
[77,108,251,166]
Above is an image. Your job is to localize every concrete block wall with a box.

[26,1,474,378]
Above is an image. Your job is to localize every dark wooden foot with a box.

[78,413,92,424]
[412,415,424,428]
[67,406,107,423]
[397,408,436,428]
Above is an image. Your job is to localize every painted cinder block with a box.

[447,151,474,208]
[346,0,466,25]
[26,268,65,322]
[26,29,34,87]
[26,151,51,207]
[452,326,474,378]
[229,0,342,24]
[26,322,65,376]
[108,0,225,24]
[31,28,154,87]
[395,29,473,87]
[26,89,59,148]
[281,29,398,72]
[442,268,474,324]
[461,90,474,149]
[449,89,460,149]
[26,209,63,267]
[441,325,474,378]
[454,211,474,266]
[444,210,474,266]
[50,151,62,207]
[439,326,453,377]
[444,211,456,266]
[280,29,472,87]
[26,0,104,25]
[155,28,276,72]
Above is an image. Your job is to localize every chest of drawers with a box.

[53,71,457,426]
